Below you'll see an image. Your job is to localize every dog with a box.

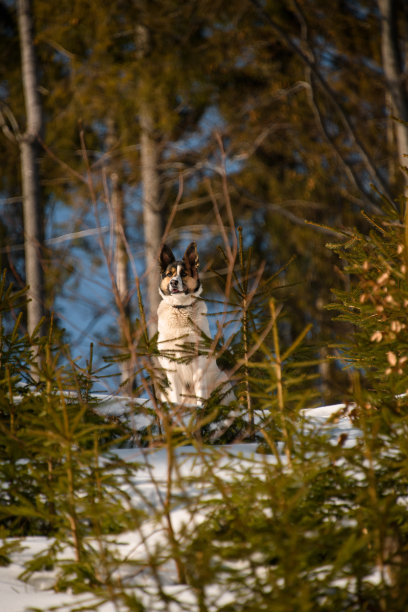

[157,241,231,406]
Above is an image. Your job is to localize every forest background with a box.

[1,0,407,400]
[2,1,408,609]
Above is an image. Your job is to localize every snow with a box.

[0,537,98,612]
[1,401,359,611]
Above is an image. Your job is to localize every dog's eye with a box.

[180,270,187,277]
[166,271,173,277]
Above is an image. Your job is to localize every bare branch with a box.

[39,136,87,184]
[161,173,184,246]
[43,38,76,61]
[0,226,110,254]
[304,77,384,216]
[250,0,395,206]
[0,101,21,142]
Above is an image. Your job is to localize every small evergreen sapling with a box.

[0,277,146,604]
[328,214,408,409]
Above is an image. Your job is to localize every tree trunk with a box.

[379,0,408,194]
[112,171,134,388]
[139,100,163,336]
[112,172,129,321]
[106,118,133,388]
[18,0,45,337]
[135,24,164,337]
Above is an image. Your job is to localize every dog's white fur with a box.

[157,244,231,406]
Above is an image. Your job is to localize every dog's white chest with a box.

[157,301,209,342]
[157,300,217,405]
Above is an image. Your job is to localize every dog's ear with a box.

[183,242,199,275]
[159,244,175,273]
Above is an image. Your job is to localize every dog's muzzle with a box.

[170,277,183,293]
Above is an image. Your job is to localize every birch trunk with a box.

[379,0,408,194]
[140,100,163,336]
[135,24,164,336]
[112,172,129,321]
[106,118,133,388]
[18,0,45,337]
[112,171,134,387]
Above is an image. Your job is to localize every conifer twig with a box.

[270,299,292,469]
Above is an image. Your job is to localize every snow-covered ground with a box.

[1,402,359,612]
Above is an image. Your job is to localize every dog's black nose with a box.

[170,279,178,286]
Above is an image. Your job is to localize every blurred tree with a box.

[0,1,24,290]
[0,0,46,340]
[30,0,232,347]
[17,0,45,338]
[378,0,408,197]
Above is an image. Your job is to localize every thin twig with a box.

[161,173,184,246]
[250,0,395,207]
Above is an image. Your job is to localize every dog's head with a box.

[159,242,202,303]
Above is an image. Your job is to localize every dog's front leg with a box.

[193,356,209,406]
[165,369,183,405]
[158,357,182,405]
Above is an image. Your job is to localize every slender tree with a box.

[105,117,133,386]
[140,102,163,335]
[17,0,45,337]
[378,0,408,196]
[134,23,165,335]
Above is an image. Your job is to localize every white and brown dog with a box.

[157,242,231,406]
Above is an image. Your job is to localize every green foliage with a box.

[164,206,408,611]
[3,201,408,611]
[0,277,145,602]
[201,228,319,448]
[2,0,408,608]
[328,212,408,408]
[178,416,408,612]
